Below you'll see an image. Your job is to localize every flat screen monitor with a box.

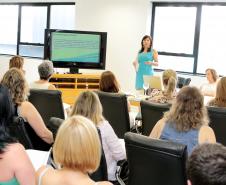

[44,29,107,73]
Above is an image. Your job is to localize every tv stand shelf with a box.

[50,73,100,105]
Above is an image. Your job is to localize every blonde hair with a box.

[70,91,104,125]
[9,56,24,69]
[214,77,226,107]
[53,115,101,173]
[206,68,218,82]
[162,69,177,97]
[1,68,29,105]
[164,86,209,132]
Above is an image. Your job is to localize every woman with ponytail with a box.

[148,69,177,104]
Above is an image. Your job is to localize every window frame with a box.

[151,2,226,75]
[0,2,75,59]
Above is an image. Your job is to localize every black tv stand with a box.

[69,67,81,74]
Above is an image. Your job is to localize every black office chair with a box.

[207,106,226,146]
[177,77,191,89]
[140,100,170,136]
[8,116,33,149]
[28,89,65,126]
[48,117,64,139]
[95,91,130,139]
[124,132,187,185]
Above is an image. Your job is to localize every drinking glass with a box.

[143,83,149,95]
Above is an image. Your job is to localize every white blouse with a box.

[98,120,126,181]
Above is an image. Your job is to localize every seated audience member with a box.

[99,70,135,127]
[1,68,53,144]
[0,84,35,185]
[70,91,126,182]
[36,115,112,185]
[149,86,216,155]
[9,55,25,73]
[207,76,226,107]
[200,68,218,97]
[148,69,177,104]
[29,61,56,90]
[187,143,226,185]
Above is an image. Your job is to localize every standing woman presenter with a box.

[133,35,159,90]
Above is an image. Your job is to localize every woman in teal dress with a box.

[133,35,159,90]
[0,85,35,185]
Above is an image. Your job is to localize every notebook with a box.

[143,75,163,90]
[26,149,51,170]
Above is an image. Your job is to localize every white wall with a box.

[75,0,151,92]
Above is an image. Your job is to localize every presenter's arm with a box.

[133,56,139,72]
[145,49,159,66]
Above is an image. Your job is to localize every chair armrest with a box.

[115,160,128,185]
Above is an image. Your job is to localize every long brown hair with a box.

[99,71,120,93]
[214,77,226,107]
[164,86,209,132]
[9,55,24,69]
[1,68,29,105]
[139,35,152,53]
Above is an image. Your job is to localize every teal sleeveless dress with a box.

[135,49,154,89]
[0,177,20,185]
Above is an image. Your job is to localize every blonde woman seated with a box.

[200,68,218,97]
[0,84,35,185]
[99,70,135,127]
[1,68,53,145]
[70,91,126,182]
[29,61,56,90]
[207,76,226,107]
[36,115,112,185]
[148,69,177,104]
[150,86,216,155]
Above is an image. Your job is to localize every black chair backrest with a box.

[25,122,52,151]
[48,117,108,181]
[125,132,187,185]
[8,117,33,149]
[140,100,170,136]
[207,106,226,146]
[95,91,130,138]
[90,128,108,181]
[28,89,65,126]
[177,77,191,89]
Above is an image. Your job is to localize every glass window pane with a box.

[20,6,47,43]
[50,5,75,29]
[0,5,18,55]
[153,7,196,54]
[158,55,194,73]
[19,45,44,58]
[197,5,226,75]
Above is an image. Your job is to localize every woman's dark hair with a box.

[99,71,120,93]
[0,84,16,155]
[139,35,152,53]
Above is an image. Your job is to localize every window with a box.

[0,5,18,55]
[197,5,226,75]
[0,3,75,58]
[152,3,226,75]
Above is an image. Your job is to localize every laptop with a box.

[143,75,164,90]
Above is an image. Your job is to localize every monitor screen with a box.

[51,32,101,63]
[44,29,107,73]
